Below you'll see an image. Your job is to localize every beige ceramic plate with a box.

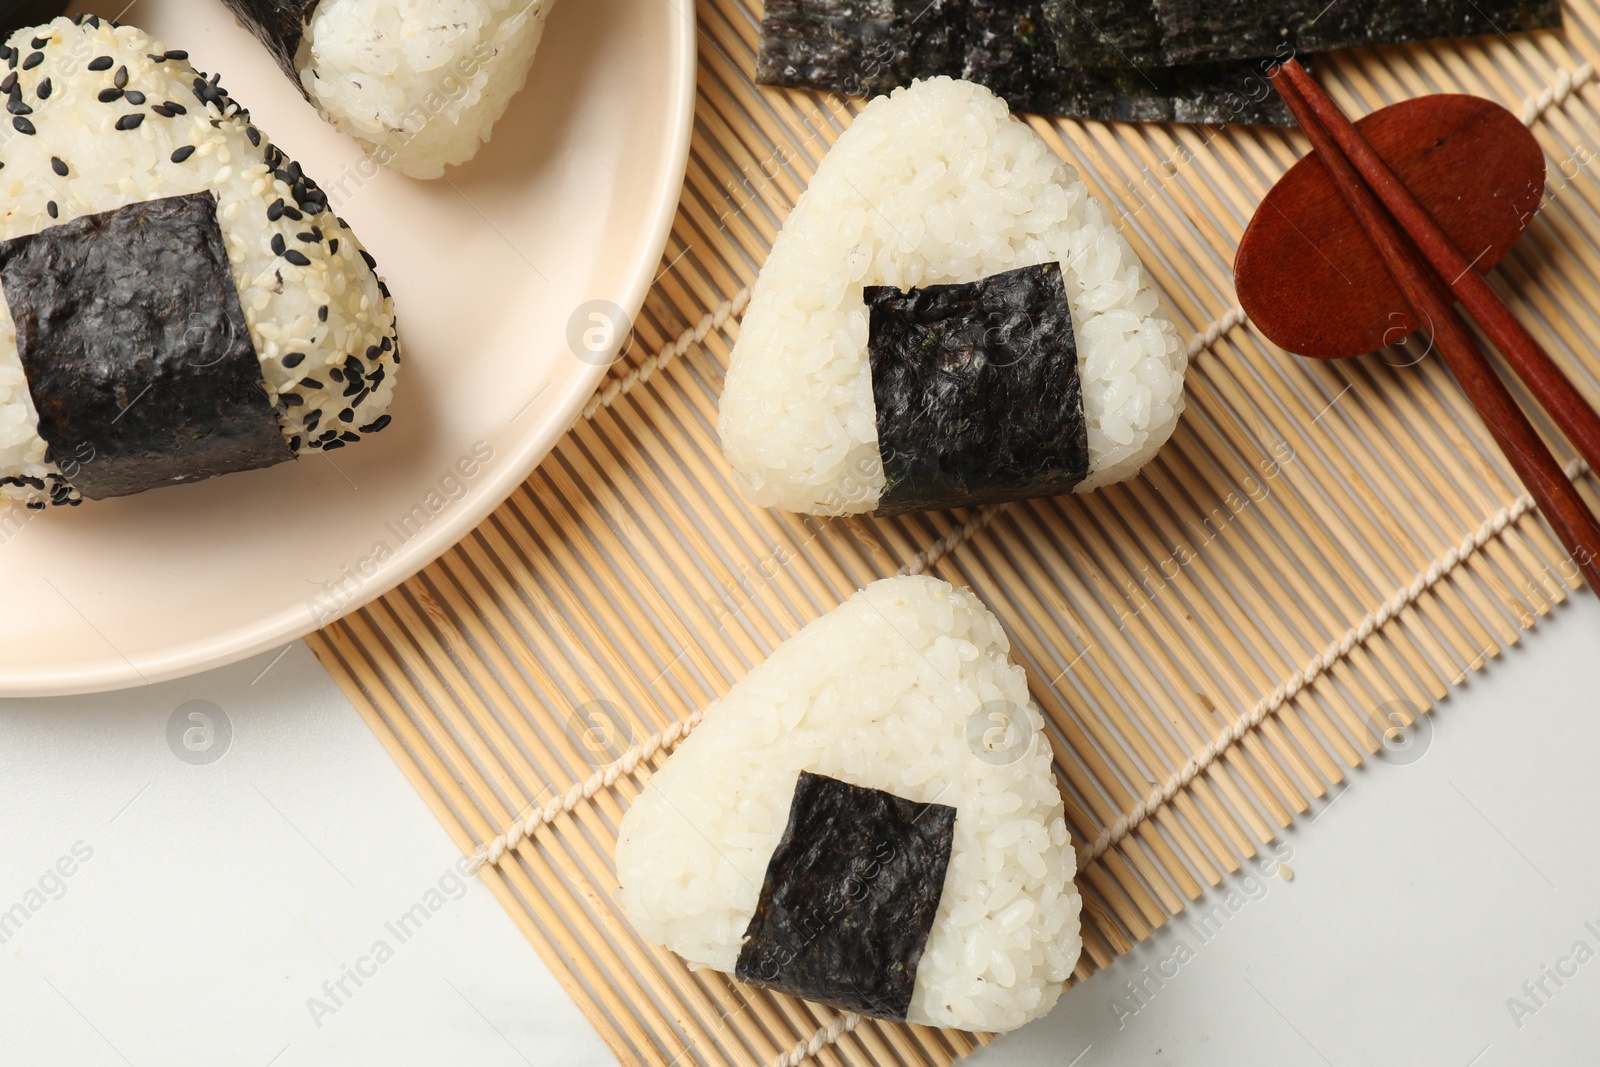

[0,0,697,696]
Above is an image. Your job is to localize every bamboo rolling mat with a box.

[306,2,1600,1064]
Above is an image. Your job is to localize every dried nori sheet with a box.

[218,0,322,84]
[757,0,1295,126]
[1142,0,1561,68]
[867,262,1087,517]
[0,192,289,500]
[735,772,957,1021]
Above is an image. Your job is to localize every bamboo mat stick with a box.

[304,4,1600,1064]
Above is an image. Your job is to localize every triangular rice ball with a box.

[718,76,1187,516]
[617,575,1082,1032]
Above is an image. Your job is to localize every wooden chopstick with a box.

[1270,62,1600,590]
[1277,59,1600,480]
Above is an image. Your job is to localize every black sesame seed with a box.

[266,198,284,221]
[359,414,391,434]
[300,378,324,390]
[165,100,186,114]
[46,200,57,218]
[297,231,316,243]
[338,407,354,423]
[0,46,10,61]
[328,368,344,383]
[270,233,286,256]
[124,90,145,105]
[380,336,392,352]
[288,435,302,451]
[35,77,50,99]
[169,144,195,164]
[246,126,260,146]
[6,97,30,115]
[317,305,329,322]
[88,55,112,71]
[305,413,321,431]
[113,65,127,89]
[151,104,173,117]
[280,392,304,406]
[50,156,66,176]
[21,52,43,70]
[28,36,45,49]
[25,501,43,511]
[165,49,188,60]
[283,351,306,368]
[283,249,310,267]
[98,86,121,102]
[339,431,359,443]
[359,249,377,270]
[322,439,346,451]
[343,380,365,398]
[282,205,303,222]
[114,113,143,131]
[327,238,339,255]
[12,115,34,135]
[365,345,382,360]
[147,53,165,63]
[318,429,338,442]
[1,73,16,93]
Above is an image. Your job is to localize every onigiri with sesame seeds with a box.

[222,0,554,179]
[0,15,399,509]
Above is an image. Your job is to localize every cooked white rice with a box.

[616,575,1082,1033]
[0,16,399,508]
[296,0,553,180]
[718,76,1188,516]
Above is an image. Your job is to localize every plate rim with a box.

[2,3,699,698]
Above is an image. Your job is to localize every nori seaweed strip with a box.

[217,0,322,85]
[0,192,290,500]
[1044,0,1164,69]
[1151,0,1560,67]
[757,0,1295,126]
[1038,0,1561,69]
[735,772,957,1021]
[866,263,1087,517]
[761,0,1560,125]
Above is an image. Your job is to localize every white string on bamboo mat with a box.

[767,1012,860,1067]
[1078,458,1590,867]
[464,300,1270,875]
[579,287,751,422]
[461,499,1011,872]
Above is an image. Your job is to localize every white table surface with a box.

[4,591,1597,1066]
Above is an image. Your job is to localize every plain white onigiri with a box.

[616,575,1082,1033]
[718,76,1188,515]
[296,0,554,179]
